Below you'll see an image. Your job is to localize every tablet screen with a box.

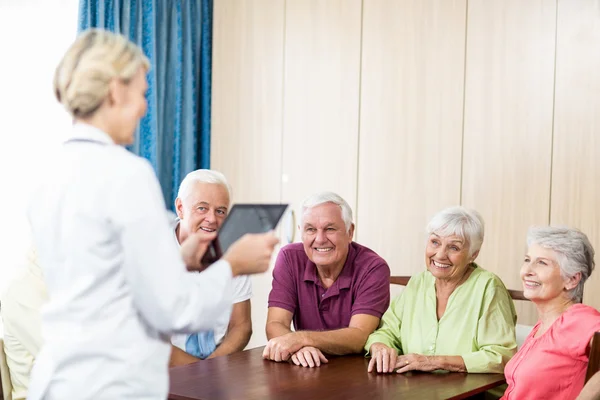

[217,204,288,252]
[201,204,288,266]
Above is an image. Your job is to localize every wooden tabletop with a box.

[169,347,506,400]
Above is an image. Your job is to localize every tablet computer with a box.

[201,204,289,266]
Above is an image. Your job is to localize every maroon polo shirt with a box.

[268,242,390,331]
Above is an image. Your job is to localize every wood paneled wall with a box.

[281,0,362,225]
[212,0,286,349]
[461,0,557,323]
[551,0,600,307]
[212,0,600,345]
[357,0,466,282]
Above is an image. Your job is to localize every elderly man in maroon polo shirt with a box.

[263,192,390,367]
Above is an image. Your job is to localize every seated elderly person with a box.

[501,227,600,400]
[169,169,252,365]
[1,248,48,400]
[263,192,390,367]
[366,206,517,374]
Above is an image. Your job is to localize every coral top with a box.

[502,304,600,400]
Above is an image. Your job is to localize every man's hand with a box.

[291,346,328,368]
[367,342,398,374]
[169,345,201,367]
[262,332,305,362]
[180,231,217,271]
[224,232,279,276]
[394,353,436,373]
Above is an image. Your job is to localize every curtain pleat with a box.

[78,0,212,209]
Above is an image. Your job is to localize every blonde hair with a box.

[53,29,150,118]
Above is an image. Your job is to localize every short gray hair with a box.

[426,206,485,257]
[527,226,595,303]
[301,192,353,232]
[177,169,232,204]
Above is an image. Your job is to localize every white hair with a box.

[426,206,485,257]
[301,191,353,232]
[527,226,595,303]
[177,169,232,204]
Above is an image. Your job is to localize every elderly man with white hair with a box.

[169,169,253,365]
[365,206,517,375]
[263,192,391,368]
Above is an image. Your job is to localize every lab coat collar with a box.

[66,123,116,145]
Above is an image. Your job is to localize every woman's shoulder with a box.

[556,304,600,354]
[110,150,157,182]
[405,270,433,288]
[563,304,600,326]
[467,264,507,288]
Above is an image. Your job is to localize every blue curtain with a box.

[78,0,213,209]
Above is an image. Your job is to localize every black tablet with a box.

[201,204,289,266]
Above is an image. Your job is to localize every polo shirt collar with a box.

[172,218,182,248]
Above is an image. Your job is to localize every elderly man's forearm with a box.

[266,321,292,339]
[301,328,369,355]
[209,325,252,358]
[169,345,201,367]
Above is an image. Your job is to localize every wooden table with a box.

[169,347,506,400]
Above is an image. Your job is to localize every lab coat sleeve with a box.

[109,159,234,335]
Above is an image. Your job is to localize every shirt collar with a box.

[172,218,182,248]
[303,242,355,290]
[66,123,116,145]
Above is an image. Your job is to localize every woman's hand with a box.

[367,343,398,373]
[223,232,279,276]
[180,230,217,271]
[394,353,437,373]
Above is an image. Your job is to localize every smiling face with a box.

[520,243,579,303]
[425,233,477,282]
[175,182,230,243]
[301,202,354,270]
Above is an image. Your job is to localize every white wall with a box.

[0,0,79,293]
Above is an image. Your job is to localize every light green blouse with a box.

[364,265,517,373]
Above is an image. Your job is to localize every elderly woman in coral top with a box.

[502,227,600,400]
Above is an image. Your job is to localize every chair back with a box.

[0,338,13,400]
[586,332,600,384]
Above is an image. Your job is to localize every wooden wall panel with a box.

[461,0,557,324]
[281,0,362,229]
[551,0,600,308]
[356,0,467,283]
[211,0,285,349]
[211,0,284,204]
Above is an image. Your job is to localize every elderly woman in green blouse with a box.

[366,206,517,374]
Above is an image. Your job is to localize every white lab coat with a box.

[26,123,234,399]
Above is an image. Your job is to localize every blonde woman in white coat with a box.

[26,29,278,400]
